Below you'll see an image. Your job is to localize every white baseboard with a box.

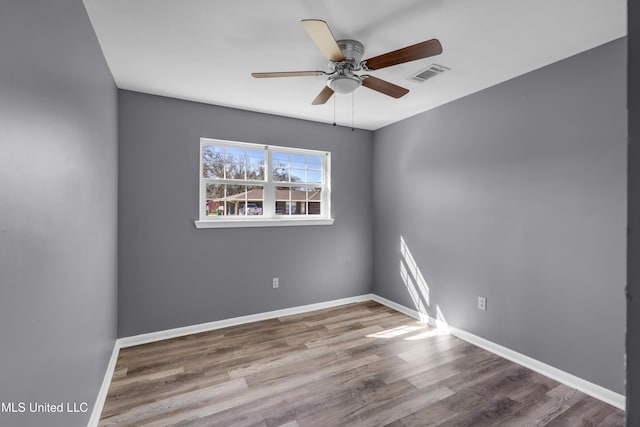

[370,295,626,411]
[369,294,451,330]
[90,293,624,426]
[87,342,120,427]
[447,325,625,410]
[370,294,423,320]
[117,294,374,349]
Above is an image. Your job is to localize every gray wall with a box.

[0,1,118,426]
[373,39,626,393]
[628,0,639,422]
[117,91,373,337]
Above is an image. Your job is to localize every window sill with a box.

[194,218,335,229]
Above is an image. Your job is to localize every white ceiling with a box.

[83,0,626,130]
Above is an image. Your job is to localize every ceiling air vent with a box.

[409,64,449,83]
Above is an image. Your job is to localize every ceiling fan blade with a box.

[311,86,334,105]
[251,71,326,78]
[361,75,409,98]
[301,19,345,62]
[363,39,443,70]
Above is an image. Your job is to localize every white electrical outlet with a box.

[272,278,279,289]
[478,296,487,311]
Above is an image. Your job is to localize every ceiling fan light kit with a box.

[328,75,361,94]
[252,19,442,105]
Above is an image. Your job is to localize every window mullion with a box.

[199,142,205,220]
[263,148,275,219]
[322,152,331,218]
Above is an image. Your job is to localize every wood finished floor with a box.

[99,301,624,426]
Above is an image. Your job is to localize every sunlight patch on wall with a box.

[400,235,449,331]
[435,304,449,331]
[400,235,431,322]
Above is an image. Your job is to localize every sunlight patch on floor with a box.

[367,324,425,339]
[404,328,448,341]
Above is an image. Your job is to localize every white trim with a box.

[446,325,625,410]
[322,151,331,218]
[117,294,373,348]
[202,138,328,157]
[370,296,626,411]
[199,138,332,224]
[264,149,275,217]
[370,294,422,321]
[194,218,335,228]
[87,343,120,427]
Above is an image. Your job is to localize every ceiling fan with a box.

[251,19,443,105]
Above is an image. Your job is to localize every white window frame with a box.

[195,138,334,229]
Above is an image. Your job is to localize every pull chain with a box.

[332,94,336,127]
[351,92,355,132]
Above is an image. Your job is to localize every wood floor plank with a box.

[406,349,496,390]
[100,370,233,418]
[98,378,248,427]
[493,384,587,426]
[99,301,624,426]
[109,367,185,388]
[344,386,456,426]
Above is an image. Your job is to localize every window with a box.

[195,138,333,228]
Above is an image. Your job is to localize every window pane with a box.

[275,200,287,215]
[246,149,265,164]
[273,166,289,182]
[224,184,242,195]
[225,184,247,216]
[206,184,264,216]
[228,162,247,180]
[203,145,266,181]
[272,152,289,165]
[309,187,322,200]
[286,185,307,216]
[238,185,264,216]
[307,155,322,167]
[275,186,290,215]
[307,169,322,184]
[205,198,224,216]
[290,168,306,183]
[221,162,236,180]
[290,153,306,169]
[272,152,289,182]
[275,186,290,201]
[274,186,323,216]
[202,145,224,162]
[291,188,306,201]
[205,184,225,216]
[206,183,224,199]
[309,188,322,215]
[308,201,321,215]
[225,147,245,162]
[227,185,263,216]
[203,161,225,178]
[290,201,305,215]
[246,165,264,181]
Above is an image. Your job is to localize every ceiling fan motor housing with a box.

[336,39,365,65]
[328,39,365,94]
